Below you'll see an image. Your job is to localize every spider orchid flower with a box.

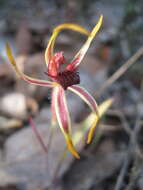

[6,15,103,159]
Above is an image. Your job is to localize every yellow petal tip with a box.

[87,130,93,144]
[87,116,99,144]
[99,14,103,24]
[66,135,80,159]
[5,42,16,67]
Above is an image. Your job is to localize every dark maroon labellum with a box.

[51,71,80,90]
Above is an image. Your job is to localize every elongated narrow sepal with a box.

[87,98,114,144]
[65,134,80,159]
[45,24,90,66]
[68,85,99,144]
[29,117,48,152]
[68,15,103,70]
[54,86,80,158]
[87,116,99,144]
[6,43,54,87]
[68,85,99,116]
[54,86,71,133]
[72,98,113,147]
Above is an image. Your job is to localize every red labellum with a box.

[51,71,80,90]
[47,51,80,89]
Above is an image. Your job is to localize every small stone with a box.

[3,123,75,189]
[0,93,27,120]
[0,93,38,120]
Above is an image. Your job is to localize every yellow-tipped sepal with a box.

[6,43,54,87]
[45,23,90,66]
[68,85,99,144]
[87,115,99,144]
[54,86,80,158]
[65,134,80,159]
[87,98,114,144]
[70,15,103,69]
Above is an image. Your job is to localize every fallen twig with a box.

[114,154,132,190]
[114,81,143,190]
[96,47,143,97]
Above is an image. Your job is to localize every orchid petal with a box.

[54,86,80,159]
[6,43,54,87]
[86,98,114,144]
[68,85,99,144]
[68,85,99,115]
[45,24,90,66]
[87,116,99,144]
[71,98,114,148]
[67,15,103,70]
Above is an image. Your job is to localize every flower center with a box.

[47,51,80,89]
[51,70,80,90]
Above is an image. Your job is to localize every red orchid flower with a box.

[6,15,103,159]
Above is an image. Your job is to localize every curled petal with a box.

[87,117,99,144]
[68,85,99,115]
[54,86,80,159]
[87,98,114,144]
[6,43,54,87]
[68,85,99,144]
[45,24,90,66]
[67,15,103,71]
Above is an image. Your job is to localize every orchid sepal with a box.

[67,15,103,71]
[68,85,99,116]
[54,86,80,158]
[87,116,99,144]
[6,43,55,87]
[65,134,80,159]
[45,23,90,67]
[68,85,99,144]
